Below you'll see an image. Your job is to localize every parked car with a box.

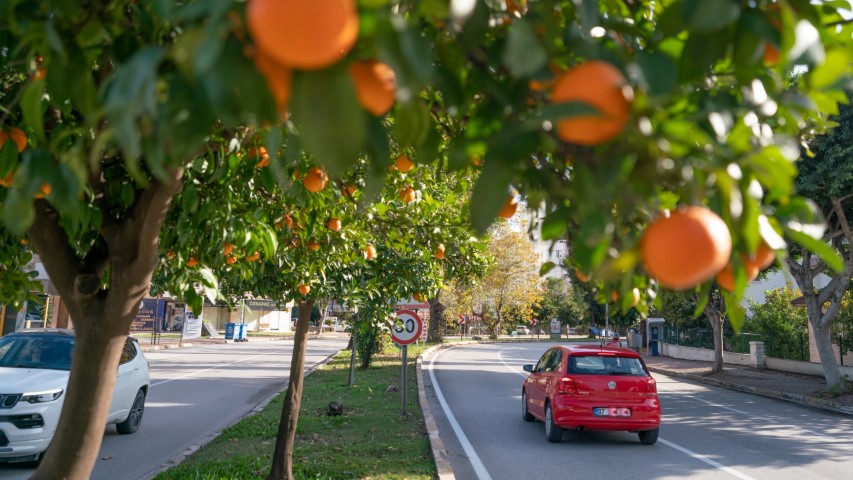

[521,344,660,444]
[516,325,530,335]
[0,329,150,464]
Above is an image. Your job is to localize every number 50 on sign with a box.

[391,310,423,345]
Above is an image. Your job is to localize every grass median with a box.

[154,342,434,480]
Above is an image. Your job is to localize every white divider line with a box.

[428,349,493,480]
[660,438,757,480]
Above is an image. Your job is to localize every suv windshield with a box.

[0,334,75,371]
[568,355,646,376]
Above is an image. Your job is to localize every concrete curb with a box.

[417,343,465,480]
[647,366,853,416]
[144,346,341,479]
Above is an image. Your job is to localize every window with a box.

[535,350,554,372]
[545,350,563,372]
[568,355,647,376]
[119,338,137,365]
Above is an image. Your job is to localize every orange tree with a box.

[1,1,851,479]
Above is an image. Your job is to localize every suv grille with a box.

[0,394,21,409]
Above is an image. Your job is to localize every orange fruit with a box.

[413,293,426,302]
[394,155,413,173]
[341,184,357,197]
[0,127,27,153]
[247,0,359,70]
[498,195,518,219]
[166,250,176,259]
[505,0,527,16]
[303,167,328,192]
[34,183,52,199]
[348,59,397,116]
[186,257,198,267]
[574,269,589,283]
[32,68,46,81]
[224,243,234,256]
[434,244,445,260]
[226,255,237,265]
[0,172,14,188]
[283,214,294,229]
[763,3,782,66]
[749,243,776,270]
[307,240,320,251]
[326,217,342,231]
[252,50,292,113]
[298,284,311,295]
[716,259,760,291]
[364,244,377,260]
[399,186,416,203]
[246,251,261,262]
[640,206,732,290]
[551,60,631,146]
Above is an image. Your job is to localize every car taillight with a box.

[558,377,577,394]
[645,378,657,397]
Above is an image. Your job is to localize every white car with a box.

[0,329,150,464]
[516,326,530,335]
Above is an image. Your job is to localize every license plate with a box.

[593,407,631,417]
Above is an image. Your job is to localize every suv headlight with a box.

[21,389,64,403]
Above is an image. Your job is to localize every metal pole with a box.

[401,345,408,416]
[605,303,609,336]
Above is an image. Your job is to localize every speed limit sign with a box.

[391,310,423,345]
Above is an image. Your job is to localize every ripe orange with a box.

[434,244,445,260]
[716,259,760,292]
[413,293,426,302]
[32,68,46,81]
[34,183,52,199]
[640,206,732,290]
[186,257,199,267]
[252,50,292,113]
[364,244,377,260]
[226,255,237,265]
[574,269,589,283]
[498,195,518,219]
[348,59,397,116]
[246,251,260,262]
[394,155,413,173]
[749,243,776,270]
[247,0,359,70]
[341,184,357,197]
[166,250,176,259]
[399,186,416,203]
[326,217,342,231]
[303,167,328,192]
[224,243,234,256]
[283,214,294,229]
[0,172,14,188]
[298,284,311,295]
[0,127,27,153]
[307,240,320,251]
[550,61,631,146]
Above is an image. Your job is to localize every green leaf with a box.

[540,262,556,276]
[198,268,219,305]
[786,230,844,273]
[292,67,367,176]
[678,30,729,82]
[541,209,568,240]
[3,190,35,235]
[393,99,431,150]
[811,49,849,90]
[683,0,741,33]
[469,159,512,234]
[502,19,547,78]
[0,142,17,176]
[633,51,678,96]
[21,80,46,145]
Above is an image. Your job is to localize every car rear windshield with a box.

[0,334,74,371]
[568,355,647,376]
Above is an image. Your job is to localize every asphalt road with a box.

[424,343,853,480]
[0,336,347,480]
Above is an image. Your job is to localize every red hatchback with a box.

[522,345,661,444]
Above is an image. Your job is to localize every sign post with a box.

[391,309,423,416]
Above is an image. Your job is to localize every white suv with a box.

[0,329,150,464]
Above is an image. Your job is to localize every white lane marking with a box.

[428,349,493,480]
[497,347,530,378]
[660,438,757,480]
[150,351,284,388]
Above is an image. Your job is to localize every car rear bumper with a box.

[551,396,661,432]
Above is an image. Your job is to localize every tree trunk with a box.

[348,314,357,387]
[701,293,725,374]
[427,291,445,343]
[811,319,845,389]
[267,298,313,480]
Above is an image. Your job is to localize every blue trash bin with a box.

[235,323,248,342]
[225,323,236,340]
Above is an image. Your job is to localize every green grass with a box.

[154,343,434,480]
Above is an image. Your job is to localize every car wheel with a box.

[116,389,146,434]
[521,390,534,422]
[638,428,659,445]
[544,402,562,443]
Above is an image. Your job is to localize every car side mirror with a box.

[523,364,533,373]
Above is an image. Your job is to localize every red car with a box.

[522,344,661,444]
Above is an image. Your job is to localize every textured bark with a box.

[267,298,313,480]
[427,291,445,343]
[28,169,183,480]
[704,299,725,374]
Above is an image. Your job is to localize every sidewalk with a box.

[642,354,853,416]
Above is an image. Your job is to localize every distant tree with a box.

[744,285,808,360]
[536,277,589,331]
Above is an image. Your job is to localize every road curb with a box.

[647,366,853,416]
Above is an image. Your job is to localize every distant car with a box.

[521,344,661,444]
[516,326,530,335]
[0,329,150,464]
[567,327,577,335]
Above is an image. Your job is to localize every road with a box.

[424,343,853,480]
[0,336,347,480]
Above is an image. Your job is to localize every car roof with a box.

[551,344,642,359]
[6,328,76,337]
